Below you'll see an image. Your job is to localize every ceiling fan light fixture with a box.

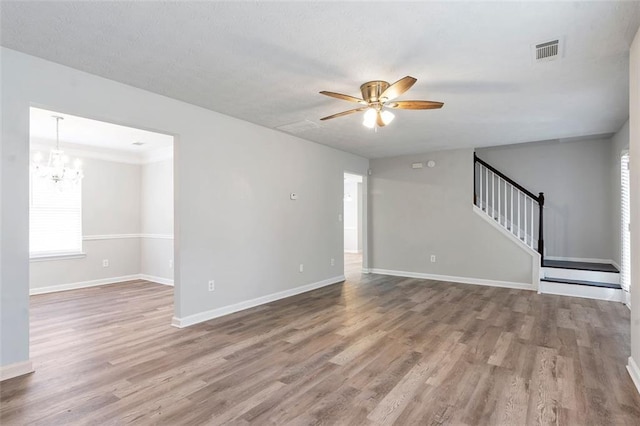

[363,108,377,128]
[381,110,395,125]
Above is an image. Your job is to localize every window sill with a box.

[30,252,86,262]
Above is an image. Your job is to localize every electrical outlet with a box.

[338,213,343,222]
[102,259,109,267]
[299,263,304,273]
[430,255,436,263]
[330,258,335,266]
[169,259,173,268]
[208,280,215,291]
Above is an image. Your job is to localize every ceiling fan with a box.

[319,76,443,128]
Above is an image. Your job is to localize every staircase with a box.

[540,260,623,302]
[474,153,624,302]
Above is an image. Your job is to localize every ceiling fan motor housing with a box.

[360,81,390,103]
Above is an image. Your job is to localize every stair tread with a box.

[542,260,619,273]
[541,277,622,290]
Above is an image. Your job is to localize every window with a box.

[29,177,82,257]
[621,152,631,299]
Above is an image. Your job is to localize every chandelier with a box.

[32,116,83,186]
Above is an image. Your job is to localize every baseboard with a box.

[627,357,640,396]
[139,274,174,286]
[30,274,142,295]
[369,268,534,291]
[0,360,34,381]
[172,275,346,328]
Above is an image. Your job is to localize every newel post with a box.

[538,192,545,265]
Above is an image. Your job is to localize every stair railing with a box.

[473,153,545,265]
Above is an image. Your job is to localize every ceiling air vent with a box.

[534,39,561,62]
[276,120,320,135]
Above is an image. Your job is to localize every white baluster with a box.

[510,186,514,232]
[497,177,501,222]
[503,181,507,227]
[492,173,495,218]
[530,197,534,248]
[524,196,527,244]
[485,167,489,212]
[478,164,482,208]
[517,191,520,239]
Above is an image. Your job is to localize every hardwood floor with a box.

[2,267,639,425]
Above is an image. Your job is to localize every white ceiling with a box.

[30,107,173,153]
[3,1,640,158]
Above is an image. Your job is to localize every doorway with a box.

[344,172,364,276]
[28,106,175,295]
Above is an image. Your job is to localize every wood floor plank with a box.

[1,253,639,425]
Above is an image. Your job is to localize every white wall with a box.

[0,48,368,369]
[629,26,640,391]
[141,157,173,281]
[611,121,630,267]
[369,148,534,286]
[29,157,142,290]
[477,137,614,262]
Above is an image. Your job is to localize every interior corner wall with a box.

[629,25,640,388]
[29,157,142,290]
[0,48,368,368]
[610,120,630,267]
[477,137,614,262]
[140,157,174,281]
[369,148,533,285]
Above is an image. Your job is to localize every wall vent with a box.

[534,39,561,62]
[276,120,320,134]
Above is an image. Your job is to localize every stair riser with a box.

[542,268,619,284]
[539,281,623,302]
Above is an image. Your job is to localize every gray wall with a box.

[30,157,142,289]
[477,137,614,261]
[1,48,368,368]
[369,148,533,284]
[141,157,173,280]
[610,121,630,267]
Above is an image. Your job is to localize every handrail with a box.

[474,152,545,265]
[474,153,540,202]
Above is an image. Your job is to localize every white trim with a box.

[172,275,346,328]
[83,234,140,241]
[29,274,142,295]
[362,268,371,274]
[139,274,174,286]
[545,256,618,267]
[141,234,174,240]
[539,280,623,302]
[0,360,34,381]
[344,250,361,254]
[627,357,640,396]
[83,233,173,240]
[369,268,534,291]
[30,252,86,262]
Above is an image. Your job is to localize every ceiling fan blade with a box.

[379,76,417,101]
[376,111,386,127]
[320,107,368,121]
[319,91,368,105]
[387,100,444,110]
